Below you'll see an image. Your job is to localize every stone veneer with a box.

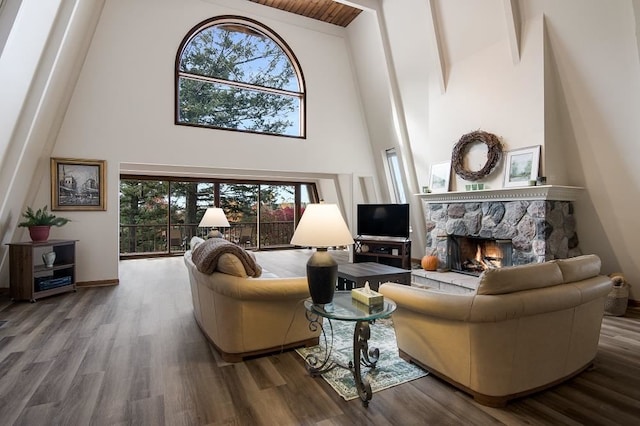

[424,199,582,267]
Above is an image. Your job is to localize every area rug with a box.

[295,318,428,401]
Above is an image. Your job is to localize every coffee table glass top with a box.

[304,291,396,322]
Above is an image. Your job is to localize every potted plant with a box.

[18,205,71,242]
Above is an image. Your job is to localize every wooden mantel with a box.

[416,185,584,203]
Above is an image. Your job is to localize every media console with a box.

[353,237,411,270]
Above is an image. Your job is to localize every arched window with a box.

[175,16,305,138]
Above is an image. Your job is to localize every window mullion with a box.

[178,73,302,99]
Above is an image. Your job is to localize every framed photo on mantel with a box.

[429,161,452,193]
[503,146,541,188]
[51,157,107,211]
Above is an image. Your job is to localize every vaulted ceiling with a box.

[247,0,363,27]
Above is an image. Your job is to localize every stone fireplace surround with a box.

[412,186,584,291]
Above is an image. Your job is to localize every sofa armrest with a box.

[379,282,474,321]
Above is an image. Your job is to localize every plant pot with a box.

[29,226,51,242]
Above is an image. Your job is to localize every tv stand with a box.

[353,236,411,269]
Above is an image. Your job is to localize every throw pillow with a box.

[216,253,251,277]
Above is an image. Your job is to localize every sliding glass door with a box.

[259,184,295,248]
[220,183,258,249]
[119,176,317,257]
[168,181,215,251]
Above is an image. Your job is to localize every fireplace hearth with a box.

[449,236,512,276]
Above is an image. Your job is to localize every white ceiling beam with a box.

[425,0,446,93]
[503,0,521,64]
[333,0,379,13]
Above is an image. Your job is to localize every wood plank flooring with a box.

[0,250,639,425]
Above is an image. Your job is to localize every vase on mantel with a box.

[42,251,56,268]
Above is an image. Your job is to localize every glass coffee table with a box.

[303,291,396,407]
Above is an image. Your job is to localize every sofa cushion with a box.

[477,261,563,295]
[217,251,260,277]
[192,237,262,277]
[554,254,601,283]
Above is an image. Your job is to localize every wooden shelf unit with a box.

[7,239,77,302]
[353,237,411,269]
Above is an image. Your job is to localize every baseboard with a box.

[76,279,119,287]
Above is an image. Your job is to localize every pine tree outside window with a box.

[176,16,305,137]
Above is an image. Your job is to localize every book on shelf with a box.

[35,275,72,291]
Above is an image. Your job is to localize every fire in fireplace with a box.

[449,236,513,276]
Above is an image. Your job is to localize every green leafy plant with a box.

[18,206,70,227]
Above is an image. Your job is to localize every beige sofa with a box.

[379,254,612,406]
[184,244,319,362]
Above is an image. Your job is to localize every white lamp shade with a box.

[198,207,230,228]
[290,203,354,248]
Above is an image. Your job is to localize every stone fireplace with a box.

[420,186,584,272]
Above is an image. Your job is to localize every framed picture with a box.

[429,161,451,193]
[503,146,541,188]
[51,157,107,211]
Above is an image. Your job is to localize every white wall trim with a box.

[426,0,446,93]
[417,185,584,203]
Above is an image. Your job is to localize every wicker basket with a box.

[604,275,629,316]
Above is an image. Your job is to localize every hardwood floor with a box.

[0,250,638,425]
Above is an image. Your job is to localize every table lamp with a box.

[199,207,230,238]
[290,203,354,305]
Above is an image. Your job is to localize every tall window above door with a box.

[176,16,306,138]
[385,148,407,203]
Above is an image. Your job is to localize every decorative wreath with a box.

[451,130,503,181]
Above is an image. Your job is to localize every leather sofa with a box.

[379,254,612,406]
[184,245,318,362]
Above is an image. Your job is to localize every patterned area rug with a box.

[295,317,428,401]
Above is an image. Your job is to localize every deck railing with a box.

[119,221,295,255]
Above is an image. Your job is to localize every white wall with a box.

[0,0,105,286]
[427,17,545,191]
[346,7,428,257]
[522,0,640,299]
[8,0,377,284]
[381,0,431,192]
[346,10,396,202]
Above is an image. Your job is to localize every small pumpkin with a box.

[421,253,439,271]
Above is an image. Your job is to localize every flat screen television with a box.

[357,203,410,239]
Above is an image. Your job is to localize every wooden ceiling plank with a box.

[247,0,362,27]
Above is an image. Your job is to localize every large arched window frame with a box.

[175,15,306,138]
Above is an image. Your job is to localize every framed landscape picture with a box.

[51,158,106,211]
[429,161,451,193]
[503,146,541,188]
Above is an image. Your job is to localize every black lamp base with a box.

[306,248,337,305]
